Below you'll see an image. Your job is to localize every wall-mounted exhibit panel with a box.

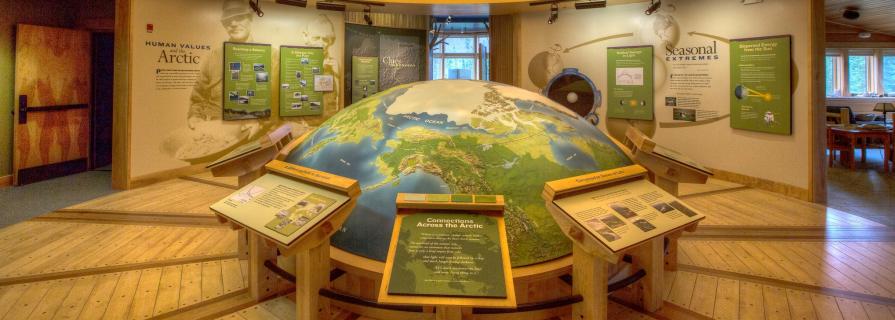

[607,46,654,121]
[223,42,272,120]
[729,35,792,135]
[344,24,426,104]
[280,46,325,117]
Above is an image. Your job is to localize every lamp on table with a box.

[874,102,895,127]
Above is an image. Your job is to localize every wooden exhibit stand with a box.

[623,126,713,196]
[378,193,517,320]
[542,165,704,320]
[212,160,361,320]
[206,125,301,259]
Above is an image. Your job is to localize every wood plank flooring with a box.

[1,174,894,320]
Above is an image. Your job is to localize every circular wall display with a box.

[543,68,601,125]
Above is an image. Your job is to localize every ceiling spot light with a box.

[843,8,860,20]
[364,6,373,26]
[249,0,264,17]
[644,0,661,15]
[575,1,606,9]
[547,3,558,24]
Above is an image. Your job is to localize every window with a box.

[848,55,873,96]
[883,55,895,95]
[826,55,842,97]
[430,21,490,81]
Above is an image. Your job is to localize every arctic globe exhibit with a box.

[286,80,632,266]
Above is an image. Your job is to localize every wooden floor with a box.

[0,175,894,319]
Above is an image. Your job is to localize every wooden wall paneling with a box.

[825,0,895,37]
[489,15,516,85]
[345,12,429,30]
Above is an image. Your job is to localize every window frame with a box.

[827,48,895,97]
[430,32,489,81]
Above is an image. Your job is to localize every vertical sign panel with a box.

[223,42,272,120]
[351,56,380,103]
[607,46,654,120]
[729,35,791,135]
[280,46,325,117]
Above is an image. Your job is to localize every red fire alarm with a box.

[147,24,154,33]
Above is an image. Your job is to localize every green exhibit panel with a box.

[607,45,654,121]
[280,46,325,117]
[387,212,507,298]
[223,42,272,120]
[351,56,380,103]
[729,35,792,135]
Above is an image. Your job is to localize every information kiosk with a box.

[379,193,516,320]
[206,124,297,187]
[542,165,704,320]
[623,126,713,196]
[211,160,361,320]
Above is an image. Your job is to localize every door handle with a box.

[18,95,26,124]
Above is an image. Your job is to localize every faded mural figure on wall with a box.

[162,0,267,164]
[302,14,342,126]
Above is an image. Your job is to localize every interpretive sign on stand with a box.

[547,166,704,253]
[211,160,360,320]
[623,126,712,196]
[211,160,356,247]
[543,165,704,320]
[379,193,516,313]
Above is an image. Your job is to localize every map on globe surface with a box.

[285,80,632,267]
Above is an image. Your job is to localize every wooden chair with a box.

[828,127,854,168]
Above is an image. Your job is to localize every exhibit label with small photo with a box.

[553,179,704,252]
[280,46,326,117]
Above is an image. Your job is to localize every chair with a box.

[827,127,854,167]
[826,106,856,124]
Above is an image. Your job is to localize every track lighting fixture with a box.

[574,1,606,10]
[364,6,373,26]
[547,3,558,24]
[644,0,661,15]
[249,0,264,17]
[446,15,453,23]
[275,0,307,8]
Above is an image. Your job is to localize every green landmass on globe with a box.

[286,80,632,267]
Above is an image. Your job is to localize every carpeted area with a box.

[0,170,118,227]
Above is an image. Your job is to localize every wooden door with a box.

[13,24,92,185]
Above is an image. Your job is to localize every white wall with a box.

[517,0,813,190]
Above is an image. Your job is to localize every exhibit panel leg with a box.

[572,243,608,320]
[664,231,683,271]
[434,306,463,320]
[249,233,279,301]
[631,237,664,312]
[653,176,679,197]
[296,241,332,320]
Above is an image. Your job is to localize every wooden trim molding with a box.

[810,0,827,204]
[128,163,210,190]
[708,168,811,202]
[0,175,11,188]
[112,0,132,189]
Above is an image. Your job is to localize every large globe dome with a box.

[285,80,632,266]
